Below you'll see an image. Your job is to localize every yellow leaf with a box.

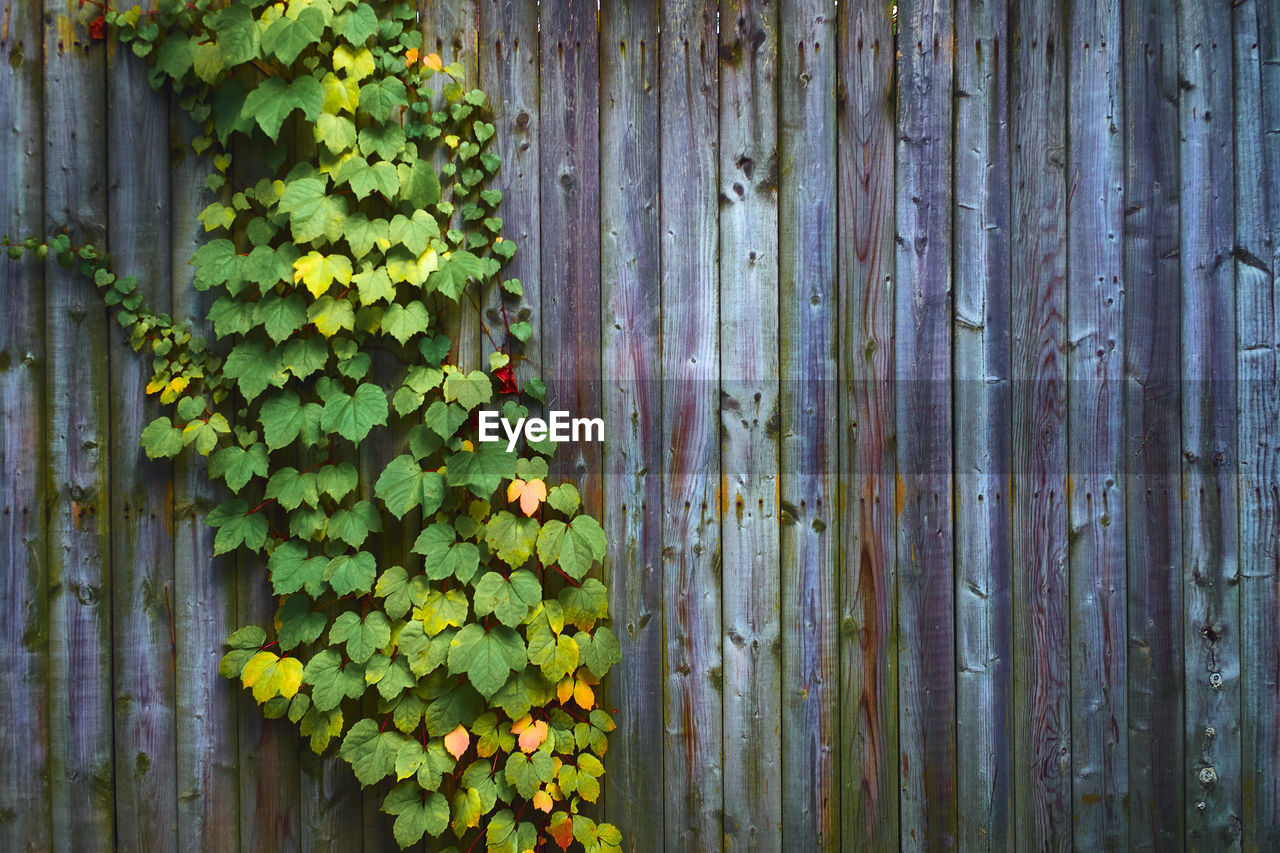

[416,248,439,279]
[556,677,573,706]
[459,439,474,452]
[321,71,359,115]
[518,719,548,754]
[533,790,554,813]
[405,47,419,65]
[573,678,595,710]
[333,45,375,81]
[241,651,303,704]
[293,251,353,299]
[444,724,470,760]
[308,295,356,338]
[425,52,443,72]
[145,376,166,395]
[507,478,547,517]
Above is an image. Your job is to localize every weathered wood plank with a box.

[170,108,240,853]
[953,1,1013,848]
[894,0,956,848]
[777,1,838,849]
[1066,0,1128,848]
[42,4,115,850]
[1010,0,1071,848]
[1121,0,1184,847]
[106,28,177,853]
[299,750,363,853]
[659,1,722,848]
[1239,1,1280,848]
[598,2,664,850]
[1177,0,1242,845]
[835,1,898,847]
[718,0,782,847]
[0,0,52,846]
[479,0,539,388]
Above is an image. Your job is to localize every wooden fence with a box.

[1,0,1278,850]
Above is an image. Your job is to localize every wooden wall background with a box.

[1,0,1278,850]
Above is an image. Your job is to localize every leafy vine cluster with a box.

[3,1,621,850]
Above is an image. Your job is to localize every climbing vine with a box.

[3,1,622,850]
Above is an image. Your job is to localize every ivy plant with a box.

[3,1,621,850]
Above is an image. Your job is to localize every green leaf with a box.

[413,588,469,635]
[208,498,268,555]
[307,295,356,337]
[396,158,441,208]
[276,593,326,650]
[447,623,526,699]
[261,6,325,65]
[576,626,622,679]
[442,367,491,411]
[503,751,554,799]
[426,250,485,301]
[242,76,324,142]
[537,515,607,580]
[317,462,359,501]
[411,523,481,583]
[140,417,184,459]
[265,466,320,510]
[343,214,389,259]
[335,3,378,44]
[559,578,609,631]
[447,442,517,499]
[383,786,448,846]
[208,443,269,491]
[260,391,324,450]
[375,455,445,519]
[268,540,327,597]
[191,238,241,291]
[155,33,198,80]
[329,610,391,663]
[353,266,395,304]
[315,112,357,155]
[325,550,378,595]
[254,292,306,343]
[336,155,400,200]
[279,177,349,244]
[527,624,579,682]
[305,648,367,711]
[281,335,329,380]
[398,621,451,677]
[327,500,382,547]
[380,301,431,345]
[422,401,467,441]
[424,680,483,736]
[193,41,224,83]
[224,339,285,401]
[321,382,389,443]
[472,570,542,627]
[358,77,408,122]
[210,3,260,67]
[358,123,407,161]
[388,210,440,255]
[339,718,406,786]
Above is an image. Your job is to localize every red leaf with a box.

[493,363,517,395]
[88,15,107,40]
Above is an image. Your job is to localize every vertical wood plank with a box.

[1177,0,1242,845]
[718,1,781,848]
[1010,0,1071,847]
[953,0,1013,848]
[1239,0,1280,848]
[659,1,722,848]
[539,0,601,508]
[894,0,956,848]
[42,3,115,849]
[835,1,898,847]
[598,2,664,850]
[106,26,177,853]
[0,0,52,846]
[170,109,240,853]
[777,1,839,849]
[1066,0,1128,848]
[1121,0,1185,847]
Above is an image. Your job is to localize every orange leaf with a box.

[533,790,554,813]
[556,677,574,705]
[548,813,573,851]
[573,679,595,710]
[518,719,548,753]
[405,48,419,65]
[444,724,469,760]
[425,52,444,72]
[509,713,532,735]
[507,478,547,517]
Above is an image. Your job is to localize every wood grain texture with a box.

[835,1,899,848]
[598,3,664,849]
[1178,0,1242,845]
[1121,0,1184,847]
[777,1,838,849]
[0,0,52,846]
[1066,0,1128,848]
[953,1,1013,848]
[42,3,115,850]
[659,1,722,848]
[540,0,601,509]
[169,108,240,853]
[1010,0,1071,848]
[106,28,177,853]
[894,0,956,848]
[1238,1,1280,849]
[718,1,782,849]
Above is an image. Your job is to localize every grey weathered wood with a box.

[953,0,1013,848]
[1178,0,1242,846]
[106,27,177,853]
[835,1,899,848]
[1121,0,1184,847]
[1239,1,1280,848]
[659,1,722,848]
[0,0,52,846]
[777,1,838,849]
[1067,0,1128,848]
[718,1,782,849]
[170,108,240,853]
[598,2,664,850]
[1010,0,1071,848]
[894,0,956,847]
[42,3,115,850]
